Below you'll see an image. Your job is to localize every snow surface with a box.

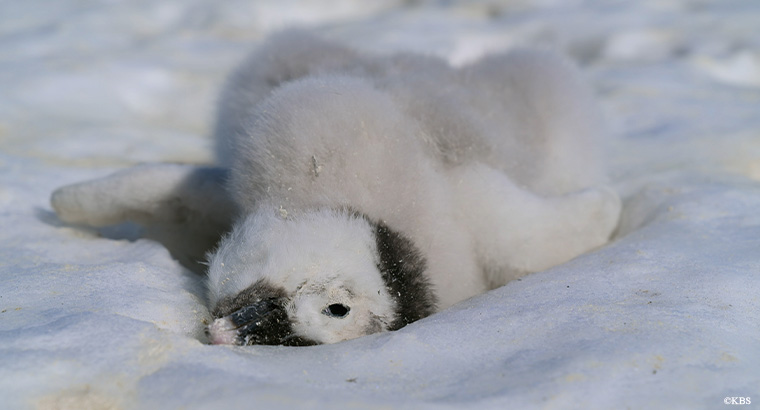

[1,1,759,409]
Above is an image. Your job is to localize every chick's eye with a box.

[322,303,350,318]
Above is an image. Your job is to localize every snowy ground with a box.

[1,1,759,409]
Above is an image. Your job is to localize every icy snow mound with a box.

[1,1,759,409]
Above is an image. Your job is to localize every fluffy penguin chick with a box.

[203,31,621,346]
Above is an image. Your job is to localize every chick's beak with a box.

[208,298,320,346]
[208,298,293,345]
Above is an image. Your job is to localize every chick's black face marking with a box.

[343,209,437,329]
[212,278,286,318]
[211,279,317,346]
[374,221,437,330]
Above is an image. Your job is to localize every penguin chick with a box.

[51,31,622,346]
[203,32,621,345]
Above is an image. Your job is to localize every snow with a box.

[1,0,759,409]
